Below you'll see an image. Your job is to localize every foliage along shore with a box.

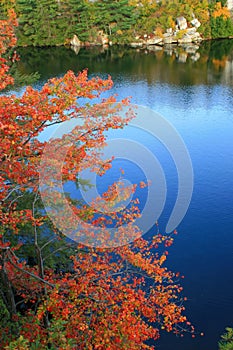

[1,0,233,49]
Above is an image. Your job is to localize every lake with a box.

[16,40,233,350]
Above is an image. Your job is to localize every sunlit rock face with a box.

[227,0,233,10]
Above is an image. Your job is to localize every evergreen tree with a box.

[93,0,137,38]
[67,0,93,42]
[211,15,233,38]
[16,0,37,46]
[33,0,61,46]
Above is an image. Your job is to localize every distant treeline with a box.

[1,0,233,46]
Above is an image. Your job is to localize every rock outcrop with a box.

[70,35,81,47]
[176,16,188,30]
[70,15,202,52]
[146,36,163,46]
[130,16,202,48]
[191,18,201,28]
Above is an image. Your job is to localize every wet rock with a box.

[130,42,143,48]
[163,35,177,44]
[146,36,163,45]
[178,36,192,44]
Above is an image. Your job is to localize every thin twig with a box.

[6,251,54,288]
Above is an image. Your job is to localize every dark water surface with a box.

[16,40,233,350]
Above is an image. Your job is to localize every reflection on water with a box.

[16,39,233,86]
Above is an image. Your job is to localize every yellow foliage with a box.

[213,2,230,19]
[154,27,164,37]
[116,29,123,35]
[167,15,175,29]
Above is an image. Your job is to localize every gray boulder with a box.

[146,36,163,45]
[70,35,81,47]
[186,27,197,35]
[163,35,177,44]
[178,36,192,44]
[176,16,187,30]
[191,18,201,28]
[130,42,143,48]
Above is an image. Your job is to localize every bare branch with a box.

[6,250,54,288]
[40,237,57,251]
[1,185,21,202]
[43,246,67,262]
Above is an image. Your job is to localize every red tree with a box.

[0,10,194,350]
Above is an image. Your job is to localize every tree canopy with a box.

[1,0,233,46]
[0,9,197,350]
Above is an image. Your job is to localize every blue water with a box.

[18,44,233,349]
[106,82,233,350]
[50,81,233,349]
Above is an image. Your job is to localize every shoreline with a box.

[16,36,232,50]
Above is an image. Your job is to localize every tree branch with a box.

[6,250,54,288]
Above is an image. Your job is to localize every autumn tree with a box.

[0,10,195,349]
[210,2,233,38]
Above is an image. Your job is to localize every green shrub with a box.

[219,327,233,350]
